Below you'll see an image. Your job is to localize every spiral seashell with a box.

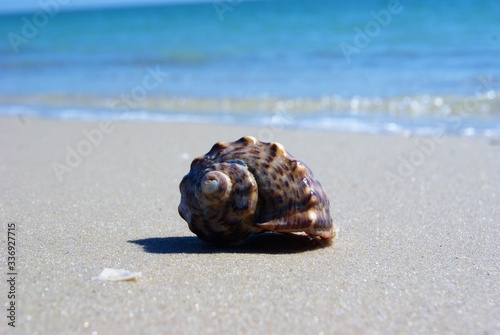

[178,136,334,245]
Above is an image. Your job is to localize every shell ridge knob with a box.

[178,137,335,245]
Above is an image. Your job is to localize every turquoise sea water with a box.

[0,0,499,135]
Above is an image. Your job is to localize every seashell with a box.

[178,136,334,245]
[92,268,142,281]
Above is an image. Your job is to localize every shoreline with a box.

[1,116,498,334]
[2,105,500,138]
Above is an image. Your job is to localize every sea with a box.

[0,0,499,136]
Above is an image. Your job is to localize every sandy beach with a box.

[1,116,498,334]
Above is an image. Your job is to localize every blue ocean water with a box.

[0,0,499,135]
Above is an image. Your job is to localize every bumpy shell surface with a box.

[178,136,334,244]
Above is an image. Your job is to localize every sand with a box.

[1,116,498,335]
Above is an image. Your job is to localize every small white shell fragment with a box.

[92,268,141,281]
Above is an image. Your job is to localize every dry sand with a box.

[1,116,498,334]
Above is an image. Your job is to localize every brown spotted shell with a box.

[178,136,334,245]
